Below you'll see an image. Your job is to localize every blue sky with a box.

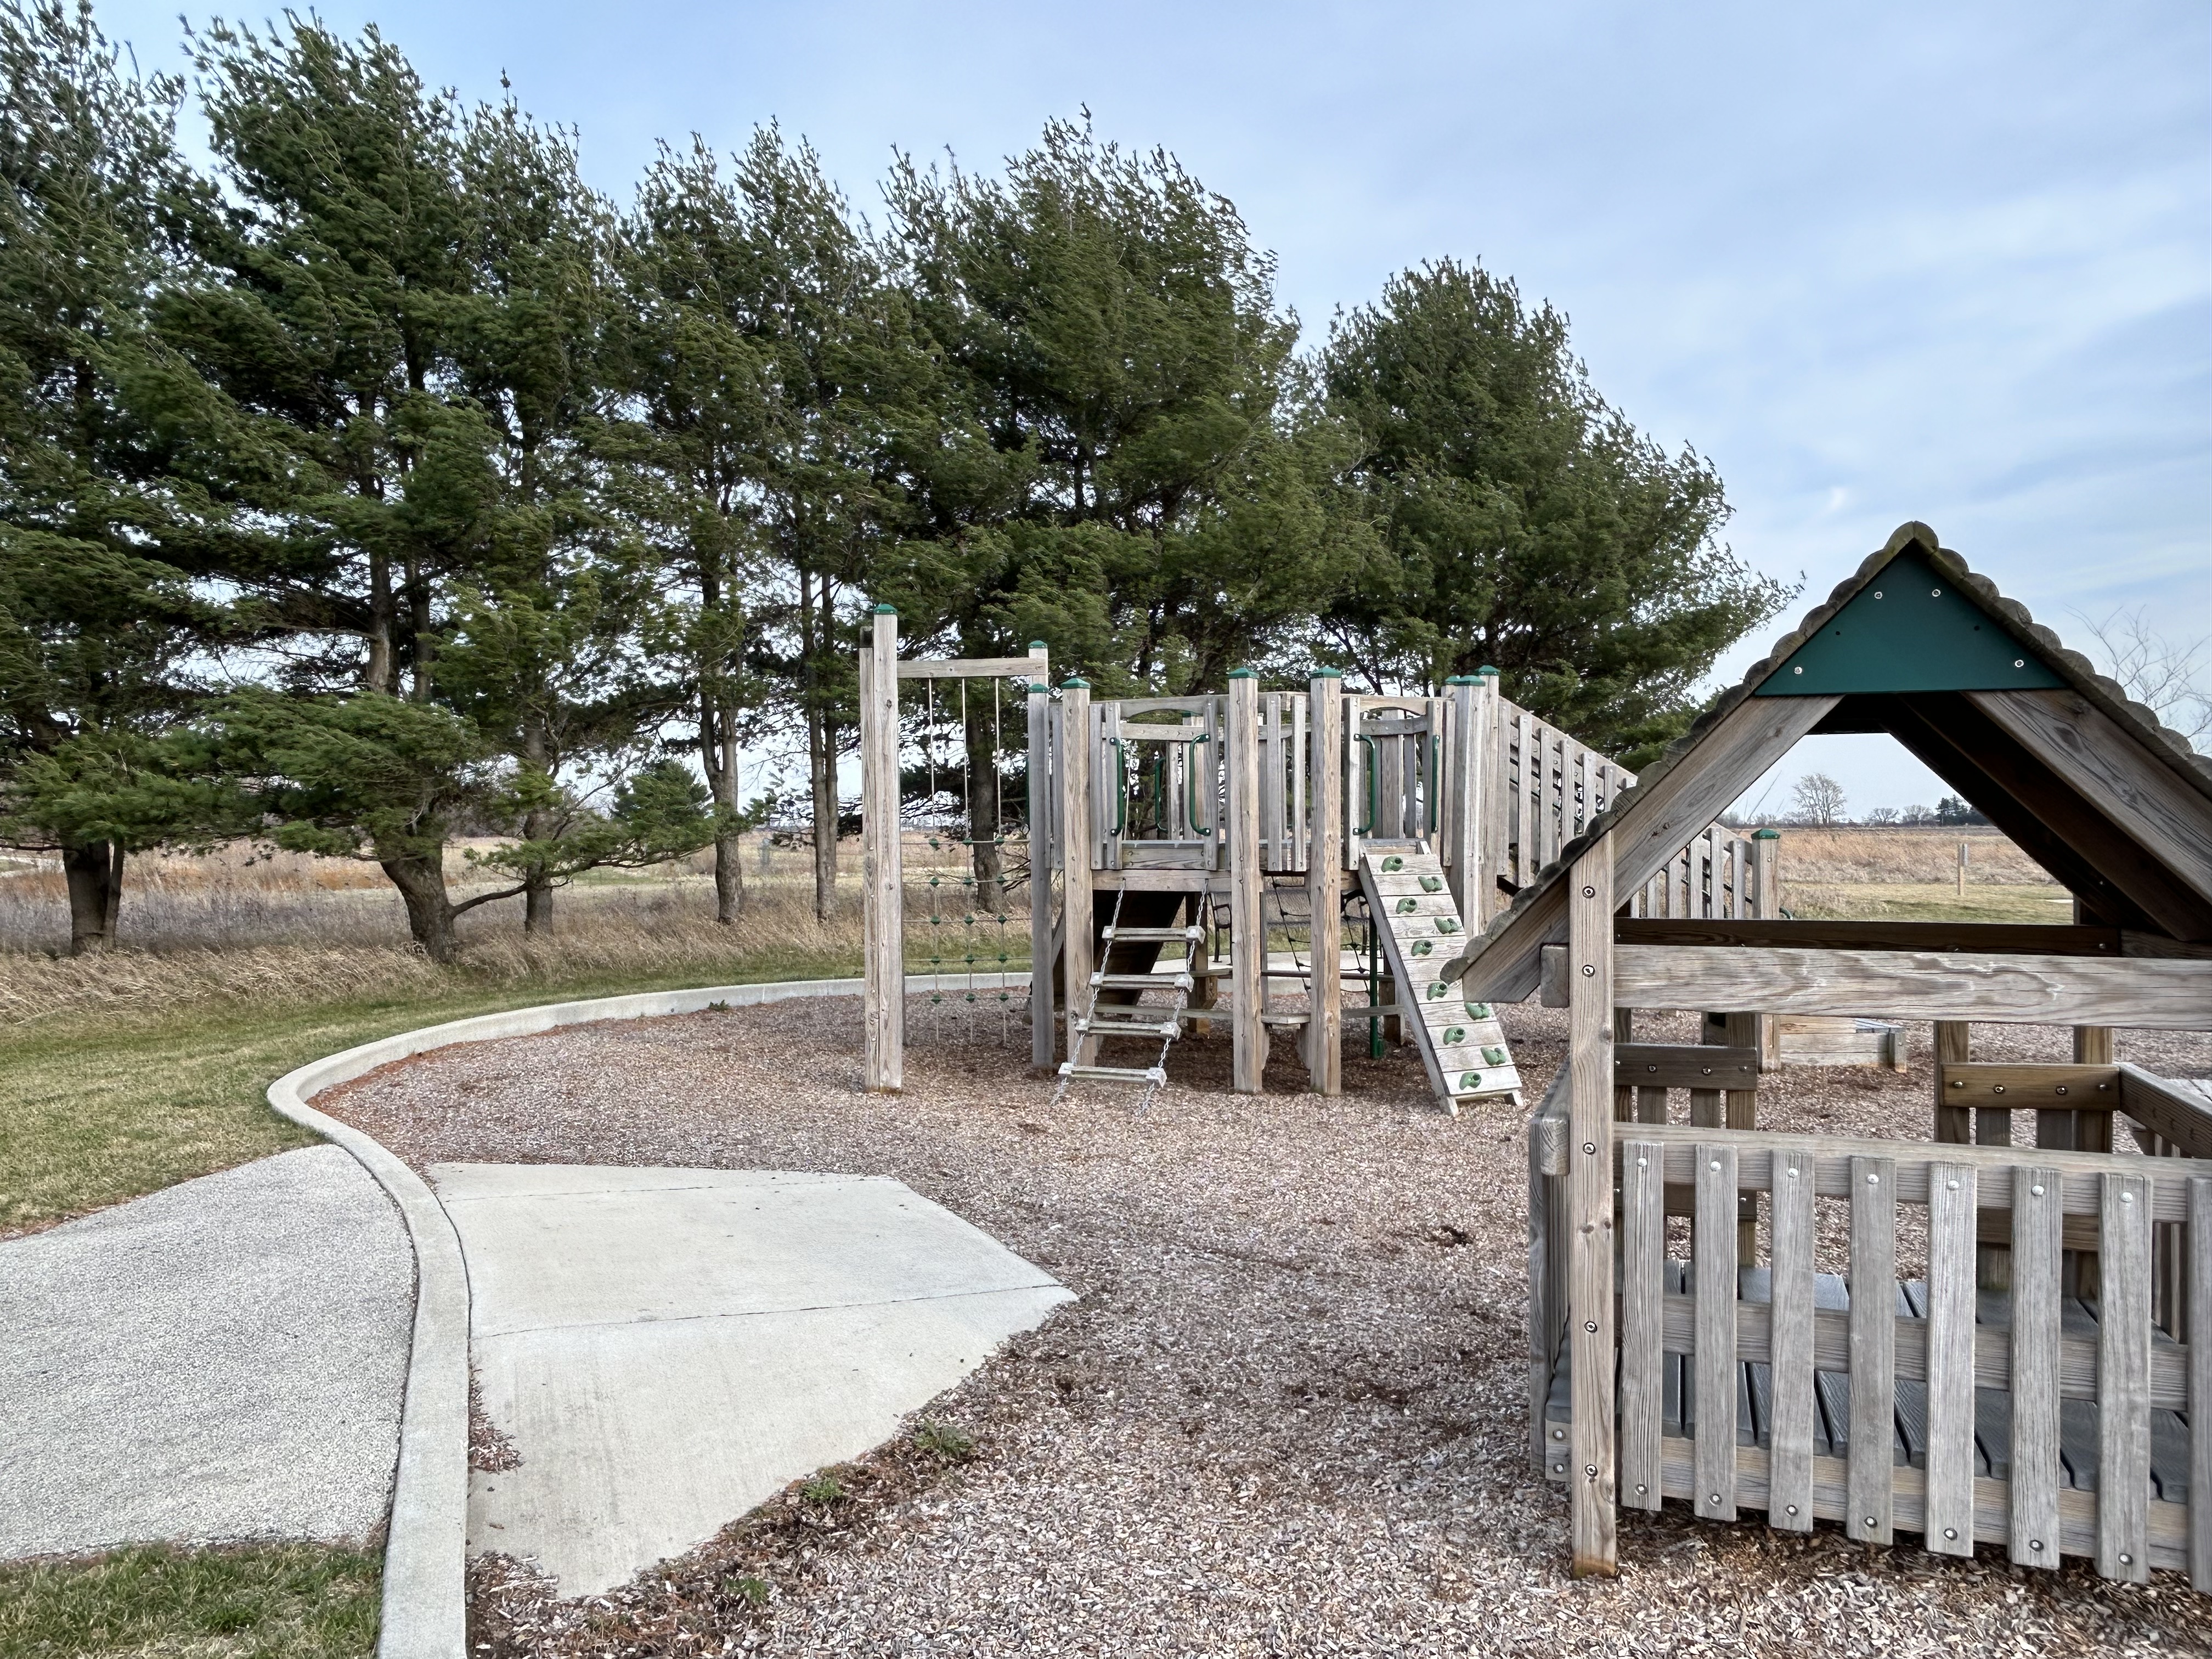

[99,0,2211,812]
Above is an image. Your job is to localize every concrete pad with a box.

[436,1165,1071,1594]
[0,1147,411,1558]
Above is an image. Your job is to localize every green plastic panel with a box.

[1753,550,2064,696]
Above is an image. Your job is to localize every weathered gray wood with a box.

[893,654,1040,681]
[1307,674,1343,1096]
[1943,1062,2120,1107]
[1446,678,1485,925]
[1616,917,2125,955]
[1636,1086,1669,1125]
[2098,1171,2153,1582]
[1768,1146,1816,1530]
[1926,1161,1978,1555]
[1058,682,1095,1065]
[1227,674,1265,1093]
[1527,1072,1565,1475]
[1025,651,1054,1070]
[860,609,905,1092]
[1847,1155,1898,1544]
[1614,1044,1760,1091]
[1969,689,2212,909]
[1566,847,1617,1576]
[1454,693,1841,1001]
[2117,1064,2212,1160]
[2011,1164,2065,1567]
[2191,1178,2212,1590]
[1695,1143,1739,1521]
[1621,1137,1664,1510]
[1610,946,2212,1028]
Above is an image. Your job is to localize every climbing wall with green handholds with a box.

[1357,848,1522,1114]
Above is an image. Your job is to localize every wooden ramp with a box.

[1358,849,1521,1114]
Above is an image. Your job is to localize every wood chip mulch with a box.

[321,998,2212,1657]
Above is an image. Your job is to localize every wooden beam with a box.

[1609,945,2212,1028]
[1940,1063,2120,1107]
[1971,689,2212,909]
[2117,1065,2212,1161]
[1307,673,1344,1095]
[1059,681,1094,1066]
[1227,672,1265,1093]
[1025,651,1053,1070]
[1615,918,2123,955]
[1566,847,1618,1576]
[860,608,905,1092]
[894,655,1045,680]
[1613,1044,1760,1090]
[1446,678,1485,926]
[1453,693,1841,1001]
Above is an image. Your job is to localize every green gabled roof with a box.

[1753,546,2064,696]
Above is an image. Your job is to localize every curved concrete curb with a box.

[267,973,995,1659]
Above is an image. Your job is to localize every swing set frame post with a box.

[1025,642,1053,1069]
[1305,669,1344,1095]
[861,605,904,1092]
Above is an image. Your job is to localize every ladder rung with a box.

[1075,1017,1180,1037]
[1101,926,1204,942]
[1057,1063,1167,1084]
[1259,1012,1311,1027]
[1093,972,1190,990]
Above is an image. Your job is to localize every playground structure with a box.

[856,606,1780,1111]
[1474,524,2212,1589]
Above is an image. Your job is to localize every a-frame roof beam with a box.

[1883,693,2212,940]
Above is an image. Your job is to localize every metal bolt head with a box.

[1785,1505,1798,1517]
[2120,1553,2132,1565]
[2030,1184,2044,1197]
[2030,1539,2044,1551]
[1553,1427,1565,1440]
[1944,1528,1957,1541]
[1636,1483,1647,1496]
[1865,1516,1878,1527]
[1709,1159,1722,1172]
[1584,1464,1598,1479]
[1786,1167,1798,1180]
[1580,963,1595,978]
[1581,884,1595,898]
[1583,1141,1597,1155]
[2121,1191,2134,1204]
[1867,1172,1879,1184]
[1554,1463,1565,1474]
[1584,1320,1598,1333]
[1710,1493,1721,1505]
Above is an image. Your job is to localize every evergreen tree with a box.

[1318,259,1787,765]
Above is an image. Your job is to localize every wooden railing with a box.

[1529,1070,2212,1587]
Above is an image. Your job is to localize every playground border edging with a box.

[263,972,984,1659]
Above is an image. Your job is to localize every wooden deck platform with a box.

[1543,1263,2196,1503]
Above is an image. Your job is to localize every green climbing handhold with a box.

[1419,875,1442,892]
[1381,855,1404,872]
[1442,1026,1466,1046]
[1435,918,1462,934]
[1460,1071,1484,1091]
[1395,897,1418,914]
[1466,1002,1493,1020]
[1410,939,1434,957]
[1426,981,1450,1001]
[1482,1045,1509,1066]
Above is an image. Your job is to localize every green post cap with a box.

[1028,682,1049,693]
[1477,664,1500,678]
[1753,828,1781,840]
[1061,676,1089,690]
[1313,666,1342,679]
[1029,640,1048,649]
[1227,667,1257,679]
[872,603,898,615]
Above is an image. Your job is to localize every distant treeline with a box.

[0,3,1789,957]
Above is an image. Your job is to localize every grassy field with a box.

[1760,825,2069,923]
[0,1544,380,1659]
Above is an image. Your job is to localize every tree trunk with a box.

[700,689,744,925]
[524,878,554,933]
[521,712,554,933]
[62,839,120,955]
[381,849,460,963]
[964,705,1007,909]
[809,706,838,922]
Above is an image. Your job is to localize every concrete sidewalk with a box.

[437,1164,1072,1594]
[0,1147,413,1558]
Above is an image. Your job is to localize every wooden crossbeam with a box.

[1613,1044,1760,1090]
[1615,918,2123,956]
[1940,1063,2120,1107]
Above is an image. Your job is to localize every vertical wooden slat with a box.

[860,607,905,1092]
[1933,1021,1972,1143]
[1768,1147,1816,1531]
[1290,692,1308,874]
[1695,1143,1739,1521]
[1621,1137,1664,1510]
[1306,674,1342,1097]
[1447,679,1483,924]
[2098,1171,2152,1583]
[1482,673,1508,902]
[1528,1118,1554,1475]
[1227,671,1264,1093]
[1925,1161,1977,1555]
[1566,847,1618,1576]
[1847,1154,1897,1545]
[1058,680,1094,1066]
[2010,1164,2064,1568]
[2190,1177,2212,1592]
[1636,1086,1668,1125]
[1025,657,1054,1070]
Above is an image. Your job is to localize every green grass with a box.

[1784,881,2076,925]
[1,947,856,1235]
[0,1543,380,1659]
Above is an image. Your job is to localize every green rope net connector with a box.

[928,874,941,888]
[1442,1025,1466,1046]
[1410,939,1433,957]
[930,993,943,1005]
[927,837,939,850]
[1460,1071,1485,1091]
[1381,855,1404,873]
[963,913,977,927]
[1395,897,1418,915]
[1419,875,1442,893]
[1482,1045,1509,1066]
[1466,1001,1493,1020]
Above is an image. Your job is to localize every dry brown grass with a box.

[1769,825,2051,885]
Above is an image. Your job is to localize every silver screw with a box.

[1584,1320,1598,1333]
[1710,1159,1722,1172]
[1946,1179,1959,1190]
[1636,1483,1647,1496]
[2030,1184,2044,1197]
[1944,1528,1957,1541]
[2120,1553,2132,1565]
[1582,885,1595,898]
[2121,1192,2135,1204]
[1581,963,1595,977]
[1552,1428,1565,1440]
[1785,1505,1798,1517]
[1583,1141,1596,1155]
[1867,1172,1879,1184]
[2030,1539,2044,1551]
[1865,1516,1878,1527]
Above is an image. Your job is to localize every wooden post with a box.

[1228,669,1265,1093]
[1956,838,1968,899]
[1750,828,1782,1070]
[860,605,904,1092]
[1058,678,1093,1067]
[1025,644,1053,1070]
[1934,1021,1973,1143]
[2073,900,2115,1156]
[1566,843,1617,1576]
[1480,668,1508,902]
[1446,676,1485,927]
[1307,670,1344,1096]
